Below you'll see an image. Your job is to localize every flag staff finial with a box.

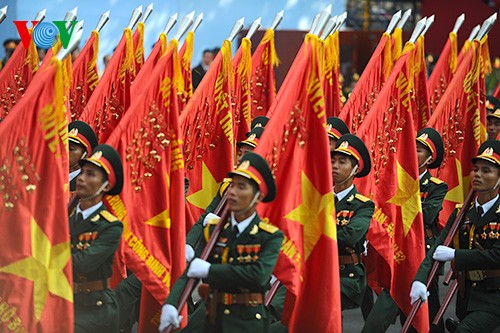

[246,17,262,39]
[190,13,203,33]
[227,17,245,42]
[163,13,178,35]
[95,10,110,32]
[385,10,401,34]
[141,3,154,24]
[0,5,8,25]
[452,14,465,34]
[172,11,195,41]
[126,5,142,30]
[270,10,284,31]
[57,21,84,61]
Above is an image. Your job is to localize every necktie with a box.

[76,212,84,223]
[232,225,239,238]
[334,196,338,205]
[477,206,484,218]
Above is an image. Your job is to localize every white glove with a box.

[203,213,220,227]
[185,244,195,262]
[158,304,183,332]
[433,245,455,262]
[187,258,211,278]
[409,281,429,304]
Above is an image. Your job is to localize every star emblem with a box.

[285,171,336,260]
[187,162,220,210]
[0,217,72,321]
[444,158,470,204]
[386,161,422,236]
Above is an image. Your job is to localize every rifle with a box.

[163,198,229,333]
[401,189,475,333]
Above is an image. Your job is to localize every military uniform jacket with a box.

[336,186,375,306]
[420,172,448,252]
[167,213,284,333]
[415,197,500,317]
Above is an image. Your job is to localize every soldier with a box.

[486,96,500,139]
[331,134,375,310]
[159,152,283,333]
[68,121,98,193]
[410,139,500,332]
[71,144,124,332]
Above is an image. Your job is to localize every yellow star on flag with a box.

[387,161,422,236]
[444,158,470,204]
[187,162,220,210]
[0,217,72,321]
[145,172,171,228]
[285,171,336,261]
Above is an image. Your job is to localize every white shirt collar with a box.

[231,212,257,236]
[475,195,499,217]
[419,170,428,180]
[334,184,354,203]
[76,201,103,221]
[69,169,81,182]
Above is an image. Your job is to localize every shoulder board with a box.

[355,193,370,203]
[219,178,232,196]
[430,177,444,185]
[100,210,118,223]
[455,204,463,212]
[258,222,279,234]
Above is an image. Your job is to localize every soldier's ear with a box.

[102,180,112,193]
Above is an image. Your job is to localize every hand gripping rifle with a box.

[401,189,475,333]
[163,193,229,333]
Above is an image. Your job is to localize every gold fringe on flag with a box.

[122,28,136,78]
[383,32,393,79]
[51,57,69,152]
[26,35,39,74]
[402,41,416,93]
[168,39,185,94]
[480,35,492,76]
[135,22,145,67]
[182,32,195,71]
[449,32,458,73]
[391,27,403,63]
[261,29,280,67]
[238,38,252,81]
[221,40,234,84]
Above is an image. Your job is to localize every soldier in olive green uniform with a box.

[160,152,283,333]
[71,144,124,333]
[68,121,98,193]
[410,139,500,333]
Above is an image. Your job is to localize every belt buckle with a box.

[468,270,484,281]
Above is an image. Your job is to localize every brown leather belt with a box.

[466,269,500,281]
[339,255,360,266]
[218,292,264,306]
[74,279,109,293]
[424,226,435,239]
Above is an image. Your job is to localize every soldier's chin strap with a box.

[233,191,261,216]
[418,155,432,169]
[70,152,87,171]
[492,177,500,190]
[336,165,358,186]
[79,180,109,201]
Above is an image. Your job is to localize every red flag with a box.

[428,32,458,113]
[105,40,186,332]
[132,22,145,74]
[338,33,392,132]
[0,58,73,332]
[413,35,430,130]
[178,31,195,110]
[70,30,100,121]
[427,38,488,228]
[0,39,38,121]
[250,29,279,118]
[232,37,252,142]
[323,31,343,117]
[356,42,428,332]
[494,80,500,99]
[181,40,235,228]
[80,28,136,142]
[254,34,341,332]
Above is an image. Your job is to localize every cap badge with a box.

[254,123,263,128]
[484,147,494,156]
[339,141,349,149]
[69,128,79,136]
[91,150,103,160]
[417,133,428,141]
[239,160,250,170]
[325,124,332,131]
[248,134,256,141]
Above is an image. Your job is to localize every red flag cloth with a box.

[413,36,430,130]
[494,80,500,99]
[132,22,145,75]
[428,32,458,114]
[181,40,235,228]
[355,42,429,332]
[338,33,392,132]
[79,28,136,142]
[0,39,38,121]
[0,58,73,332]
[250,29,279,118]
[232,37,252,142]
[254,34,341,333]
[323,31,343,117]
[70,30,100,121]
[105,40,186,332]
[178,31,195,110]
[427,38,488,228]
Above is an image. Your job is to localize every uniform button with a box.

[426,245,431,249]
[348,273,354,278]
[224,309,230,315]
[255,313,262,320]
[214,254,219,259]
[472,283,477,288]
[228,257,234,263]
[96,300,103,306]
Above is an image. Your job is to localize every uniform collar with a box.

[76,201,103,221]
[231,212,257,237]
[334,184,354,203]
[419,169,428,180]
[475,195,499,217]
[69,169,81,182]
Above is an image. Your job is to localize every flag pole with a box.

[0,5,7,25]
[95,10,110,33]
[163,13,178,35]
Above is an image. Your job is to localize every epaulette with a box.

[430,177,444,185]
[100,210,118,223]
[455,204,463,212]
[355,193,370,203]
[258,222,279,234]
[219,178,232,196]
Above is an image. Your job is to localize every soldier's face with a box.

[75,163,108,198]
[416,142,432,169]
[487,117,500,139]
[69,142,86,169]
[331,154,356,184]
[471,160,500,192]
[236,145,253,164]
[329,138,337,153]
[227,175,259,212]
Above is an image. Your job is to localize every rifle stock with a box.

[401,189,475,333]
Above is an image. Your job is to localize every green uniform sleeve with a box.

[422,182,448,226]
[454,244,500,270]
[337,200,374,249]
[185,190,222,248]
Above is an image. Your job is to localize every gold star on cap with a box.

[326,124,332,131]
[248,134,256,141]
[91,150,103,160]
[484,147,494,156]
[339,141,349,149]
[239,160,250,170]
[69,128,79,136]
[417,133,428,141]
